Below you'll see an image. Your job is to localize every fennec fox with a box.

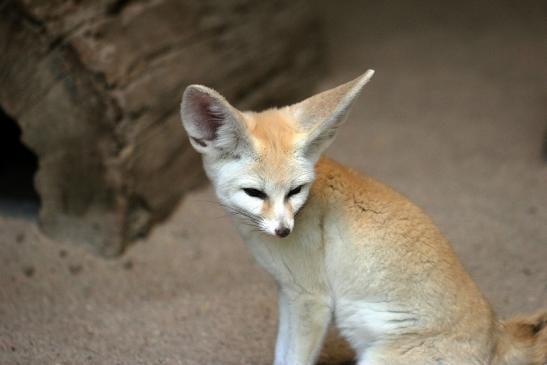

[180,70,547,365]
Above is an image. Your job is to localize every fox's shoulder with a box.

[310,157,463,269]
[312,156,403,209]
[311,156,432,228]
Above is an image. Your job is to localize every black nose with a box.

[275,227,291,238]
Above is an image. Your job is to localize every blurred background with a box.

[1,0,546,364]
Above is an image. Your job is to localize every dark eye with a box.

[243,188,267,199]
[287,185,303,198]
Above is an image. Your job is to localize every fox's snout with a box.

[262,199,295,238]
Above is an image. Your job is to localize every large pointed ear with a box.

[291,70,374,160]
[180,85,249,157]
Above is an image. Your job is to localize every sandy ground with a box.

[1,1,546,364]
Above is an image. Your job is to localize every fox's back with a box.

[309,156,496,360]
[311,156,491,313]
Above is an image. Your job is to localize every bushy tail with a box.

[494,310,547,365]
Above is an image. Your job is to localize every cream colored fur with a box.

[180,71,547,365]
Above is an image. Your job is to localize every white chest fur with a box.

[237,211,329,295]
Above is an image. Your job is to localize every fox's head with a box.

[180,70,374,238]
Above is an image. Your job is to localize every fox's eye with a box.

[243,188,267,199]
[287,185,303,198]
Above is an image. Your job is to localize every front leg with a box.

[273,288,332,365]
[274,289,291,365]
